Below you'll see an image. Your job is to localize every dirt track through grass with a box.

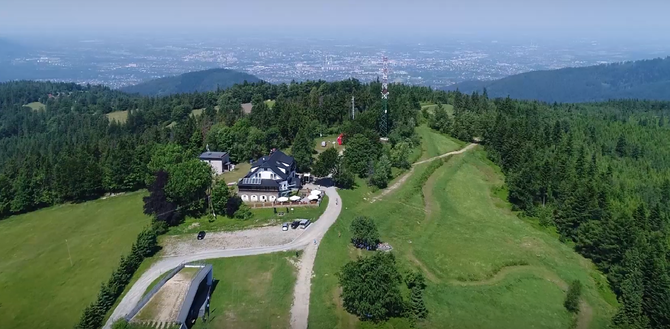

[309,139,614,329]
[445,264,593,329]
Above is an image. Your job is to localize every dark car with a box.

[197,231,206,240]
[291,220,301,229]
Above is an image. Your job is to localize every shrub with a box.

[350,216,380,250]
[564,280,582,313]
[234,203,253,220]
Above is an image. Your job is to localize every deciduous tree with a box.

[338,252,404,321]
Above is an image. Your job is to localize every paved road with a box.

[104,186,342,329]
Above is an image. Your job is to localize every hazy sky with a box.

[1,0,669,39]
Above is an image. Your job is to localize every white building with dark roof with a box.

[237,149,301,202]
[199,151,232,175]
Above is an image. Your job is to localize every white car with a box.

[282,223,289,231]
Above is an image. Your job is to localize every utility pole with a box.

[351,95,355,120]
[65,239,73,267]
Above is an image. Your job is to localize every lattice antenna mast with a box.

[380,56,389,137]
[351,95,355,120]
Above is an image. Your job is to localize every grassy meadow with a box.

[0,192,151,329]
[106,110,129,123]
[24,101,46,112]
[416,125,465,160]
[308,138,615,328]
[420,102,454,116]
[191,252,298,329]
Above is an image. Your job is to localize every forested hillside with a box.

[426,92,670,328]
[0,79,426,220]
[2,77,670,328]
[448,57,670,103]
[119,68,261,96]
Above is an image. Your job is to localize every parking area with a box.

[161,224,309,257]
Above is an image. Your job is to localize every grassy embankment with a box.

[308,129,615,329]
[190,252,298,329]
[0,192,151,329]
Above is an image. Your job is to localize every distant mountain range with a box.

[448,57,670,103]
[120,68,261,96]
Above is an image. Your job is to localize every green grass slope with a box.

[309,146,615,328]
[416,125,464,160]
[120,68,261,96]
[448,56,670,103]
[0,192,151,329]
[192,252,298,329]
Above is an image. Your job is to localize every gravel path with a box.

[161,226,304,257]
[372,143,477,202]
[104,187,341,329]
[290,242,318,329]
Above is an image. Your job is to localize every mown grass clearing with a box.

[0,191,151,329]
[309,145,614,328]
[24,101,46,111]
[191,252,297,329]
[265,99,276,109]
[167,196,328,235]
[191,108,205,117]
[314,135,344,154]
[106,110,129,123]
[416,125,464,160]
[421,102,454,115]
[219,162,251,184]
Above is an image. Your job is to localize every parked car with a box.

[282,223,289,231]
[299,219,311,229]
[291,220,301,229]
[197,231,206,240]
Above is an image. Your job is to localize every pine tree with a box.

[409,286,428,320]
[291,127,315,173]
[612,248,650,329]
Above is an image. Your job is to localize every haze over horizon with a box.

[1,0,670,41]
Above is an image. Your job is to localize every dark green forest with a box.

[2,78,670,328]
[119,68,261,96]
[449,56,670,103]
[427,91,670,328]
[0,79,425,220]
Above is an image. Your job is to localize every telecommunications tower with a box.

[380,56,389,138]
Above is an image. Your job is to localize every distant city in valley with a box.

[2,34,670,89]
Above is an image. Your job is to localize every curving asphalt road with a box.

[103,186,342,329]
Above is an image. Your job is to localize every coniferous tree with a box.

[291,127,315,173]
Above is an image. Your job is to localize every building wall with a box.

[201,159,224,175]
[238,190,278,202]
